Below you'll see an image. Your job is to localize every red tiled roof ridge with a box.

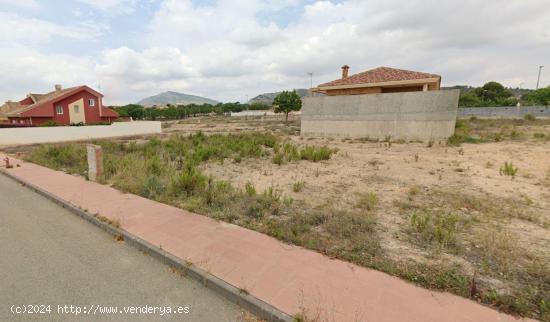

[5,85,92,116]
[318,66,440,88]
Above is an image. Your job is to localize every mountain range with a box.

[248,89,309,105]
[137,89,311,107]
[137,91,219,107]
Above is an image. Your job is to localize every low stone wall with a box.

[0,121,161,146]
[301,90,459,141]
[457,106,550,118]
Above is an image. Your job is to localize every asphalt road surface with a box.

[0,174,249,321]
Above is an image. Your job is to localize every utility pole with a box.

[536,66,544,90]
[308,72,313,96]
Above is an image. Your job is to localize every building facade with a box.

[0,85,118,126]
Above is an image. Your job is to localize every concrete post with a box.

[86,144,103,182]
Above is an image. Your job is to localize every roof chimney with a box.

[341,65,349,79]
[55,84,62,91]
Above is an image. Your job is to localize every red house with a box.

[0,85,118,126]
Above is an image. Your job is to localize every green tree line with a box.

[459,81,550,107]
[112,102,270,120]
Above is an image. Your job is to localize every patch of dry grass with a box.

[396,188,550,319]
[448,117,550,146]
[95,214,121,229]
[355,192,378,211]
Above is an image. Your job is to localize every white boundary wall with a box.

[0,121,161,146]
[229,110,302,117]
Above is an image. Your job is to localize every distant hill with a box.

[249,89,309,105]
[137,91,219,107]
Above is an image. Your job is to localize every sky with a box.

[0,0,549,105]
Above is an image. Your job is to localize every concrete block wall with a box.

[301,90,460,141]
[0,121,162,146]
[457,106,550,118]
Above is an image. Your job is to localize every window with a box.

[56,105,63,115]
[74,105,80,113]
[88,99,95,107]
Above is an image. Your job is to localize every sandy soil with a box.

[204,137,549,251]
[180,117,550,277]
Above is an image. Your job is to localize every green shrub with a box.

[292,181,305,192]
[299,145,335,162]
[140,175,165,198]
[524,113,536,121]
[500,161,519,178]
[356,192,378,211]
[40,120,59,127]
[510,129,521,139]
[447,134,484,146]
[170,162,208,196]
[244,182,256,196]
[409,210,463,249]
[282,143,301,161]
[271,142,335,164]
[272,152,285,165]
[263,186,282,202]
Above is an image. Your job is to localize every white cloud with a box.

[0,12,104,46]
[0,47,95,100]
[74,0,138,15]
[0,12,103,101]
[95,46,196,103]
[132,0,549,102]
[0,0,40,10]
[1,0,549,104]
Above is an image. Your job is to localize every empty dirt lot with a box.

[9,115,550,321]
[175,116,550,320]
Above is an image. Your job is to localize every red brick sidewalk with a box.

[0,154,531,322]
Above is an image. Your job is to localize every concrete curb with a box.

[0,169,293,322]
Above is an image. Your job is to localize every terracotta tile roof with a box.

[1,85,117,120]
[101,106,119,117]
[0,101,23,115]
[2,86,83,117]
[318,66,440,88]
[28,93,48,103]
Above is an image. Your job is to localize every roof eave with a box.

[317,77,441,91]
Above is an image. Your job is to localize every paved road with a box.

[0,174,248,321]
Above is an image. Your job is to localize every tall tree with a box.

[458,81,517,107]
[526,87,550,106]
[273,90,302,122]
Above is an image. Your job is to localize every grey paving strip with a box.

[0,168,293,322]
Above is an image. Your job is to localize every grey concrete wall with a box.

[457,106,550,118]
[301,90,459,141]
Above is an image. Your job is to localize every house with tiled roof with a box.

[0,85,118,126]
[312,66,441,96]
